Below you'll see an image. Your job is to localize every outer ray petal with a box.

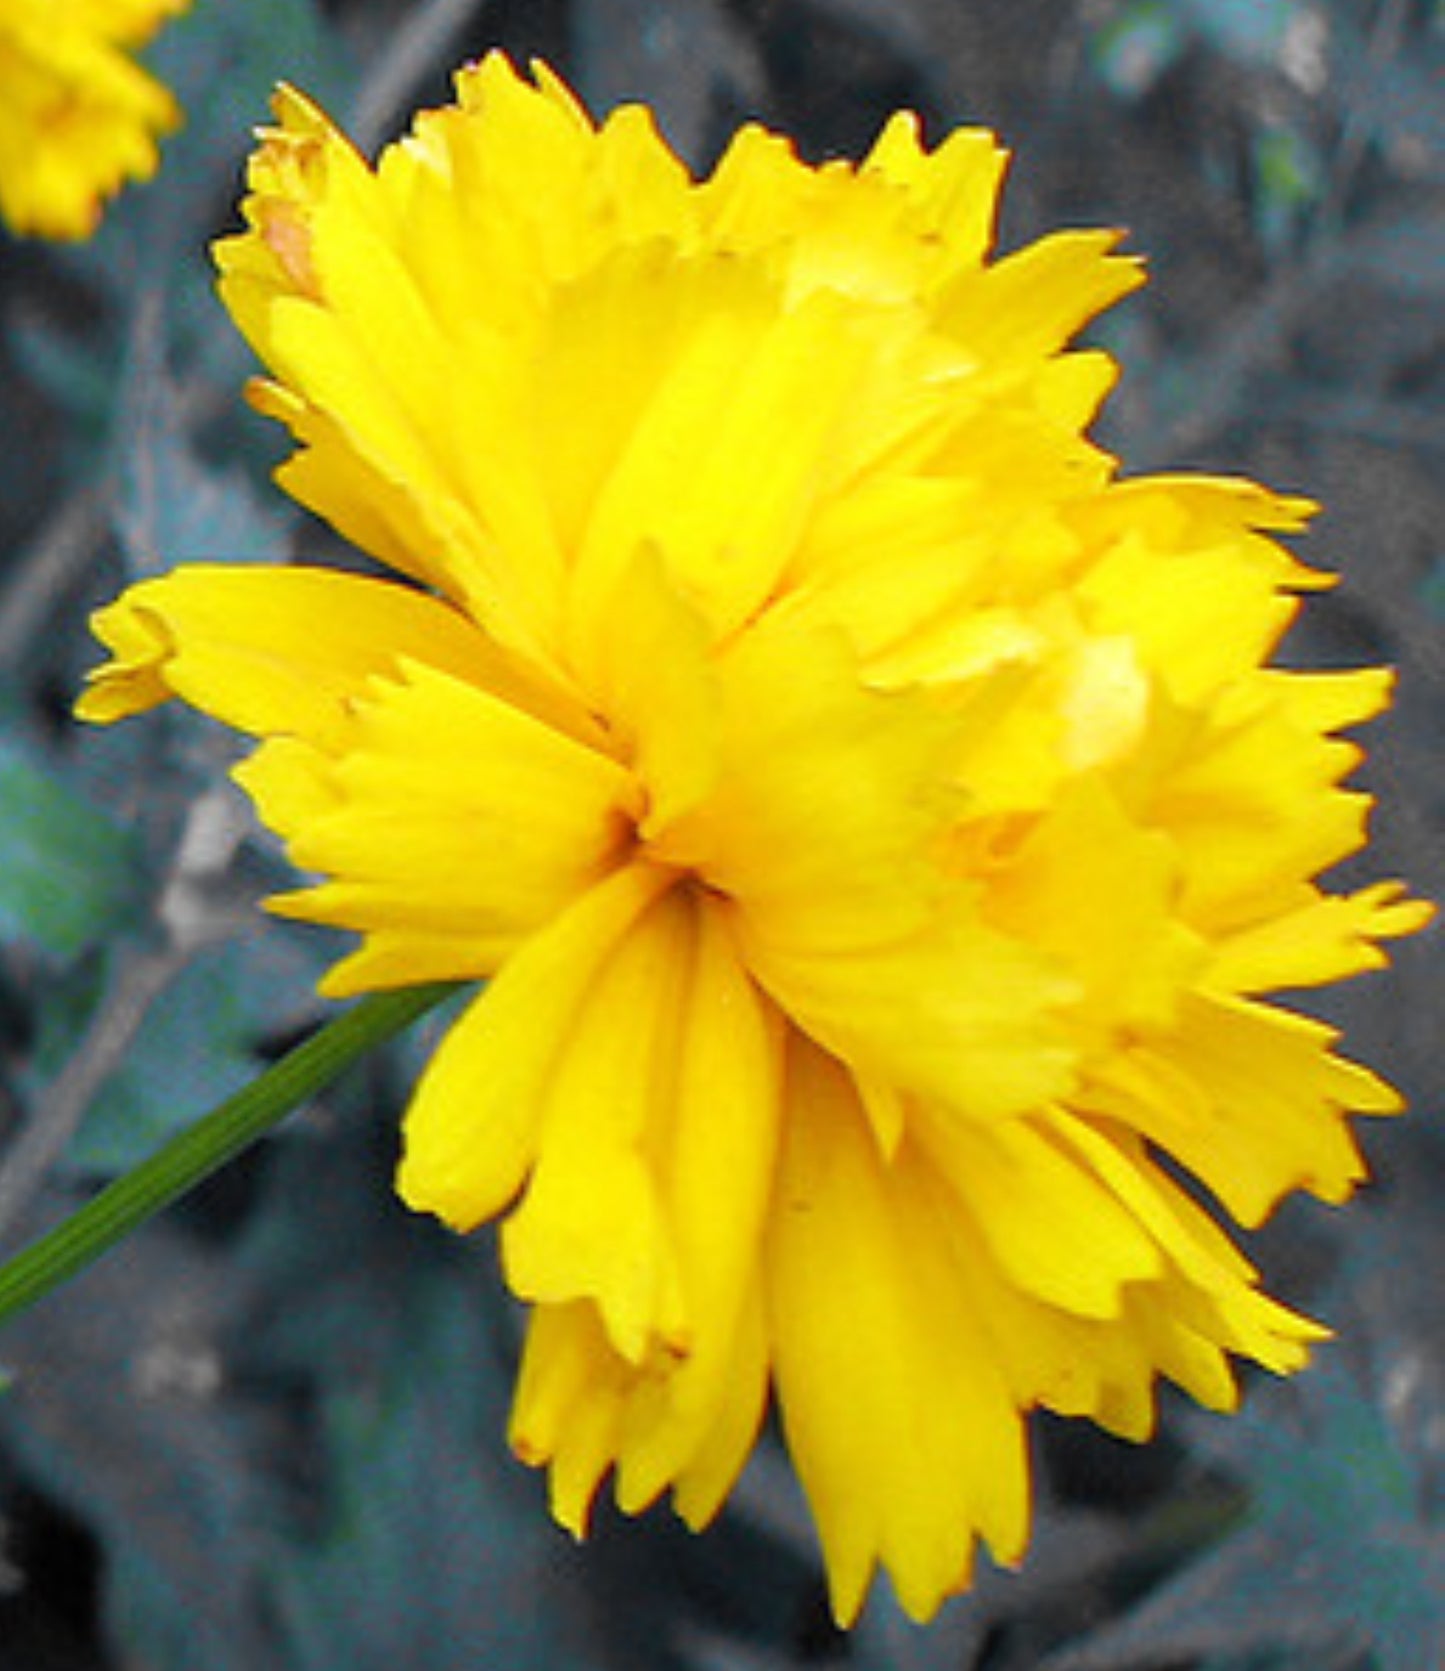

[77,565,543,743]
[664,1289,772,1529]
[612,903,784,1514]
[509,901,783,1528]
[935,230,1144,371]
[509,1300,632,1535]
[768,1040,1030,1625]
[921,1114,1163,1318]
[501,887,697,1362]
[924,1132,1326,1442]
[215,82,572,660]
[251,658,639,987]
[396,863,674,1231]
[1137,676,1388,932]
[1206,881,1432,993]
[1084,992,1397,1227]
[860,114,1007,272]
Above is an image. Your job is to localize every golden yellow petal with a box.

[396,863,674,1231]
[1144,678,1384,930]
[767,1039,1030,1626]
[260,657,638,979]
[860,114,1007,272]
[986,774,1205,1033]
[509,1300,631,1536]
[922,1141,1326,1441]
[490,899,782,1529]
[563,539,722,839]
[77,566,498,743]
[936,229,1144,370]
[501,887,696,1363]
[612,903,784,1514]
[1206,881,1434,993]
[690,618,1077,1122]
[1088,992,1393,1227]
[665,1291,772,1530]
[921,1114,1163,1318]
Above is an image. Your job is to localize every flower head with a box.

[79,56,1428,1623]
[0,0,187,241]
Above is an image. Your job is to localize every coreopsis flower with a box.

[77,55,1427,1623]
[0,0,188,240]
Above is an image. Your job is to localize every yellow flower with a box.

[78,56,1428,1623]
[0,0,187,241]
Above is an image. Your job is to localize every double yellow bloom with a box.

[79,57,1426,1622]
[0,0,186,240]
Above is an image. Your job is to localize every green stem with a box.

[0,981,461,1328]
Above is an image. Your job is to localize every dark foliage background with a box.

[1,1,1442,1666]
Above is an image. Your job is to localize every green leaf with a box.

[0,735,143,958]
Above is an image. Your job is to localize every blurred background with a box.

[1,1,1443,1666]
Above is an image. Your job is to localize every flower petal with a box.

[691,618,1076,1122]
[78,566,520,743]
[509,899,783,1526]
[396,863,674,1231]
[1086,992,1396,1227]
[509,1300,632,1535]
[1206,881,1433,993]
[612,902,784,1517]
[501,887,697,1362]
[250,657,640,989]
[920,1113,1163,1318]
[767,1039,1030,1625]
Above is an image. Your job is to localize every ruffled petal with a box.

[509,898,783,1526]
[917,1117,1326,1442]
[396,863,674,1231]
[683,617,1075,1123]
[77,565,533,743]
[248,657,640,989]
[509,1300,633,1535]
[1206,881,1433,993]
[766,1039,1030,1624]
[1083,992,1397,1227]
[500,886,698,1362]
[502,889,783,1369]
[612,903,784,1518]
